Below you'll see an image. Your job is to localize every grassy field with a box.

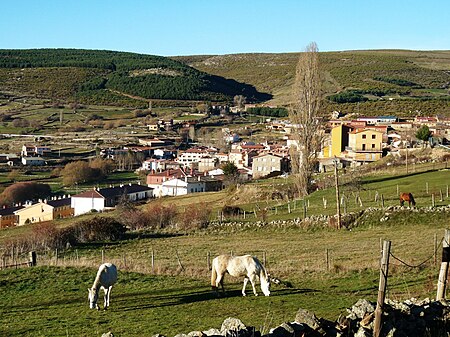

[0,165,449,336]
[0,224,444,337]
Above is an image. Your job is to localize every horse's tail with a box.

[211,258,218,290]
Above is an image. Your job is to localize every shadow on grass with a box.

[124,232,184,240]
[118,286,320,311]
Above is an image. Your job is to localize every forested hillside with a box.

[175,50,450,116]
[2,49,450,116]
[0,49,270,106]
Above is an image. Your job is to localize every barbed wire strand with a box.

[389,237,444,268]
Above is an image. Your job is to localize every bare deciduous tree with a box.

[233,95,246,110]
[289,42,324,196]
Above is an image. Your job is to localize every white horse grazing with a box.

[211,254,271,296]
[88,263,118,310]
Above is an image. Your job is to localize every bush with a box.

[72,216,126,242]
[144,203,177,229]
[0,182,52,206]
[121,208,149,230]
[178,202,212,230]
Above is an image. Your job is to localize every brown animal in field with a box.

[400,192,416,207]
[222,205,244,217]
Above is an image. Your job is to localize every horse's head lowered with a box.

[88,287,99,310]
[261,274,271,296]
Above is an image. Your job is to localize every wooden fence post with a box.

[28,251,36,267]
[432,194,435,208]
[326,248,330,271]
[151,249,155,273]
[334,160,341,229]
[374,240,391,337]
[207,251,211,270]
[426,182,429,194]
[176,251,184,272]
[101,250,104,263]
[434,233,438,265]
[436,229,450,301]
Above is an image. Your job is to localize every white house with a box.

[160,177,205,197]
[21,157,46,166]
[71,184,153,216]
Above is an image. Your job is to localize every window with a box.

[362,144,366,151]
[372,144,375,149]
[362,135,366,139]
[372,134,376,139]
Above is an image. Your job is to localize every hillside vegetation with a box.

[0,49,270,106]
[2,49,450,116]
[175,50,450,116]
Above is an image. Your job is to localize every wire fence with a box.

[3,234,445,281]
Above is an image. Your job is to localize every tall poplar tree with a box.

[289,42,324,196]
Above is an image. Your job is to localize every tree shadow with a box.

[205,74,273,102]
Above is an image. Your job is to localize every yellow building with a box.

[347,129,383,162]
[331,125,351,157]
[14,202,54,226]
[13,198,74,226]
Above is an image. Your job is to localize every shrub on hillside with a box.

[144,203,178,229]
[0,182,52,206]
[72,216,126,242]
[178,203,212,230]
[327,91,368,103]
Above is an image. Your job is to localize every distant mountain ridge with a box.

[1,49,450,116]
[175,50,450,116]
[0,49,271,105]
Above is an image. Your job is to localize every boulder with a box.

[294,308,321,330]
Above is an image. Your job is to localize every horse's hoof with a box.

[242,293,246,297]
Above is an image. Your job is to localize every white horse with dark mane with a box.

[88,263,117,310]
[211,254,271,296]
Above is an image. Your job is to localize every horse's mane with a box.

[253,256,269,282]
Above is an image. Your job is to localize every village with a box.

[0,105,449,228]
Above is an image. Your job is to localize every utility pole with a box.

[405,140,408,174]
[334,159,341,229]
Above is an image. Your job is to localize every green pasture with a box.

[0,207,446,337]
[0,167,450,336]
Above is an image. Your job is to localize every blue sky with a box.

[1,0,449,56]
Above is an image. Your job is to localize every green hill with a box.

[2,49,450,116]
[0,49,271,106]
[175,50,450,116]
